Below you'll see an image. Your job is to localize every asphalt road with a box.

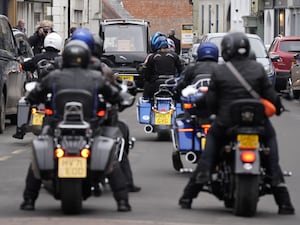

[0,94,299,225]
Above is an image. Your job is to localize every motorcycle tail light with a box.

[97,110,106,117]
[201,124,211,135]
[54,147,65,158]
[31,107,38,114]
[178,128,194,132]
[240,151,256,163]
[45,108,53,115]
[183,103,193,109]
[80,148,90,158]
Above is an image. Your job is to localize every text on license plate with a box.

[154,112,172,125]
[117,75,134,81]
[58,157,87,178]
[237,134,259,149]
[32,113,45,126]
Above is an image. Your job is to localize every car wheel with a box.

[0,93,6,133]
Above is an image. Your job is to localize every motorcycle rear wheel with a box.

[172,150,183,171]
[60,179,82,214]
[233,174,259,217]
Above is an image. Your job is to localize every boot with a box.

[20,198,35,211]
[272,185,295,215]
[178,178,203,209]
[13,128,25,140]
[128,184,141,193]
[117,199,131,212]
[178,196,193,209]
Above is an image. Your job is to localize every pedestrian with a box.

[168,29,181,55]
[15,19,26,34]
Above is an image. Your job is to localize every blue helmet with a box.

[71,28,94,50]
[151,32,168,52]
[197,42,219,62]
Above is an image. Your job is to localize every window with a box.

[0,18,15,54]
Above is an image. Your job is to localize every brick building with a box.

[122,0,192,37]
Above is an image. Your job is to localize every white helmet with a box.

[44,32,63,51]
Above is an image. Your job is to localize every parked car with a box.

[0,15,28,133]
[200,32,276,87]
[268,36,300,92]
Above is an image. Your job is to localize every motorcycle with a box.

[136,77,183,140]
[171,74,212,172]
[29,83,135,214]
[202,98,281,217]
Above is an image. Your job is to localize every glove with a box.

[275,95,285,116]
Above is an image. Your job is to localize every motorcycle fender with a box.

[31,135,54,178]
[91,136,116,171]
[100,126,123,139]
[234,147,260,174]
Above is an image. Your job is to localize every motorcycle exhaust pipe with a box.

[144,125,153,133]
[185,151,197,164]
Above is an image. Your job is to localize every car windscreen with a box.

[208,36,268,58]
[279,40,300,53]
[103,24,146,52]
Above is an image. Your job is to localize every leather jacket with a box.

[206,58,280,127]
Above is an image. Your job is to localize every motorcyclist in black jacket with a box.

[13,32,63,140]
[174,42,219,98]
[143,32,183,100]
[20,40,132,212]
[178,32,295,215]
[70,28,141,193]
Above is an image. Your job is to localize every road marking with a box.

[0,155,12,161]
[11,149,27,154]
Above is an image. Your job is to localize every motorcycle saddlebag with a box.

[136,97,151,124]
[90,136,116,172]
[31,135,54,179]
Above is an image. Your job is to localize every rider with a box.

[70,28,141,193]
[174,42,219,98]
[178,32,295,215]
[12,32,63,140]
[20,40,132,212]
[143,32,183,100]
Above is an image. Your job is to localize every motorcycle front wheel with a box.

[60,179,82,214]
[233,174,259,217]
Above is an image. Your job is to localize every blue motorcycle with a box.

[171,74,212,172]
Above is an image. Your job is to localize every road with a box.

[0,94,299,225]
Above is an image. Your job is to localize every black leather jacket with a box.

[206,58,281,126]
[27,67,121,108]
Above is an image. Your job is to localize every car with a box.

[0,15,28,133]
[99,19,151,90]
[187,43,200,63]
[200,32,276,87]
[268,36,300,92]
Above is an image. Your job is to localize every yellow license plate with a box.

[118,75,134,81]
[237,134,259,149]
[154,112,172,125]
[58,157,87,178]
[32,113,45,126]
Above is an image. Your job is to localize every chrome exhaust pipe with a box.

[144,125,153,133]
[185,151,197,164]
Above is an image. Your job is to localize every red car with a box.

[268,36,300,92]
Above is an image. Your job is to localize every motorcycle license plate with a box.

[117,75,134,81]
[32,113,45,126]
[154,112,172,125]
[58,157,87,178]
[237,134,259,149]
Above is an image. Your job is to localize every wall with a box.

[122,0,192,37]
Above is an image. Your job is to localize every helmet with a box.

[92,34,104,58]
[44,32,63,52]
[71,28,94,50]
[62,40,91,68]
[197,42,219,62]
[167,38,175,51]
[221,32,250,61]
[151,32,168,52]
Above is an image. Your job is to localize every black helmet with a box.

[92,34,104,58]
[221,32,250,61]
[62,40,91,68]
